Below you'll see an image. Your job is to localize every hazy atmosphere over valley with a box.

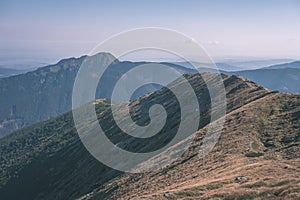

[0,1,300,199]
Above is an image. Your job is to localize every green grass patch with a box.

[245,152,264,157]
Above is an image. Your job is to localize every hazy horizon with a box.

[1,0,300,68]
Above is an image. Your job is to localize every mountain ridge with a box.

[0,53,195,137]
[1,52,299,138]
[226,68,300,94]
[263,61,300,70]
[82,92,300,200]
[1,73,295,200]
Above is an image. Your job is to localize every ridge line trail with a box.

[138,92,284,198]
[227,92,281,117]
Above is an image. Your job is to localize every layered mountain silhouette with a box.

[263,61,300,70]
[171,61,244,71]
[1,53,300,138]
[0,67,29,78]
[173,60,300,94]
[226,68,300,93]
[0,53,195,137]
[0,72,299,199]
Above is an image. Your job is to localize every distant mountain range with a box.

[171,61,244,71]
[173,60,300,94]
[0,53,194,137]
[221,58,295,70]
[225,63,300,93]
[173,59,297,71]
[263,61,300,69]
[0,53,299,138]
[0,67,30,78]
[0,73,299,199]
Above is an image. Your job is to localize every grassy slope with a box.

[90,93,300,200]
[0,73,293,200]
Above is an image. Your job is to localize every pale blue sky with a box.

[1,0,300,63]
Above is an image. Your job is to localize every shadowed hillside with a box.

[0,53,194,137]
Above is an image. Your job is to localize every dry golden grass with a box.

[87,92,300,200]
